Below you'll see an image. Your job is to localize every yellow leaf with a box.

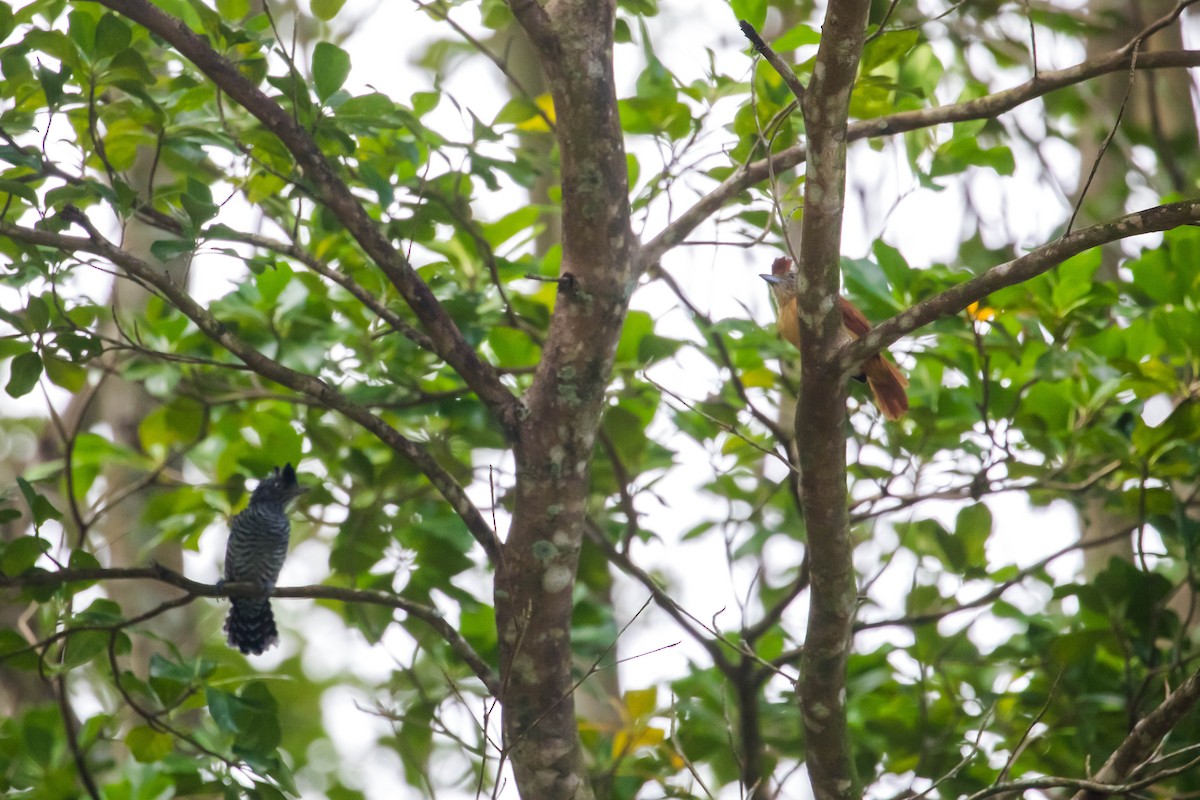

[516,94,556,132]
[612,725,665,757]
[623,687,657,720]
[740,367,776,389]
[967,301,996,322]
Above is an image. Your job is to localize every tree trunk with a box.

[498,1,637,796]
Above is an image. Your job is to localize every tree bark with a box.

[499,1,637,796]
[795,3,872,800]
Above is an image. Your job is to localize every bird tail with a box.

[225,599,279,655]
[864,354,909,421]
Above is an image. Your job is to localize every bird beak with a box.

[759,274,783,285]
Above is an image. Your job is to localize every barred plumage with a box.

[222,464,307,655]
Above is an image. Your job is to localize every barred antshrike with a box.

[222,464,307,655]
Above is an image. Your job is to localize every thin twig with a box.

[738,20,806,103]
[55,674,102,800]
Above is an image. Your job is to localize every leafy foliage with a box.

[2,0,1200,799]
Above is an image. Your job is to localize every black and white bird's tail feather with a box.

[225,598,279,655]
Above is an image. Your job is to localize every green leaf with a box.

[311,0,347,20]
[60,630,108,670]
[1050,248,1102,313]
[861,30,919,72]
[487,327,540,368]
[26,295,49,330]
[493,96,542,126]
[149,238,195,262]
[730,0,767,32]
[69,550,101,571]
[480,206,541,248]
[126,726,174,763]
[150,652,215,684]
[206,688,239,734]
[215,0,251,20]
[619,95,692,140]
[952,503,992,574]
[312,42,351,102]
[139,397,206,450]
[6,351,43,397]
[615,310,654,365]
[15,478,61,527]
[0,628,37,670]
[480,0,512,28]
[638,332,683,364]
[43,355,87,392]
[94,13,131,59]
[68,9,97,54]
[181,176,218,225]
[235,681,282,754]
[0,179,39,206]
[0,3,14,44]
[1,535,51,575]
[931,137,1015,177]
[898,43,944,98]
[615,17,632,43]
[774,23,821,51]
[38,63,70,105]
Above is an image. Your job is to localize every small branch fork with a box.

[0,563,500,695]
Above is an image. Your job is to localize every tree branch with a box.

[855,527,1134,632]
[0,564,500,695]
[966,746,1200,800]
[840,199,1200,371]
[209,228,437,352]
[1073,664,1200,800]
[738,20,806,103]
[507,0,555,49]
[638,48,1200,271]
[1,215,502,564]
[54,673,101,800]
[88,0,521,430]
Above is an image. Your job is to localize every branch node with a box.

[737,19,806,103]
[60,203,88,231]
[523,272,580,297]
[738,19,767,54]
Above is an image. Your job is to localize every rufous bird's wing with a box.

[837,296,872,340]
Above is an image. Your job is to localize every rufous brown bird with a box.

[761,256,908,420]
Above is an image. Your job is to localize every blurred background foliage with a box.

[2,0,1200,797]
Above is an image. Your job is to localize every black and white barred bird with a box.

[222,463,307,655]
